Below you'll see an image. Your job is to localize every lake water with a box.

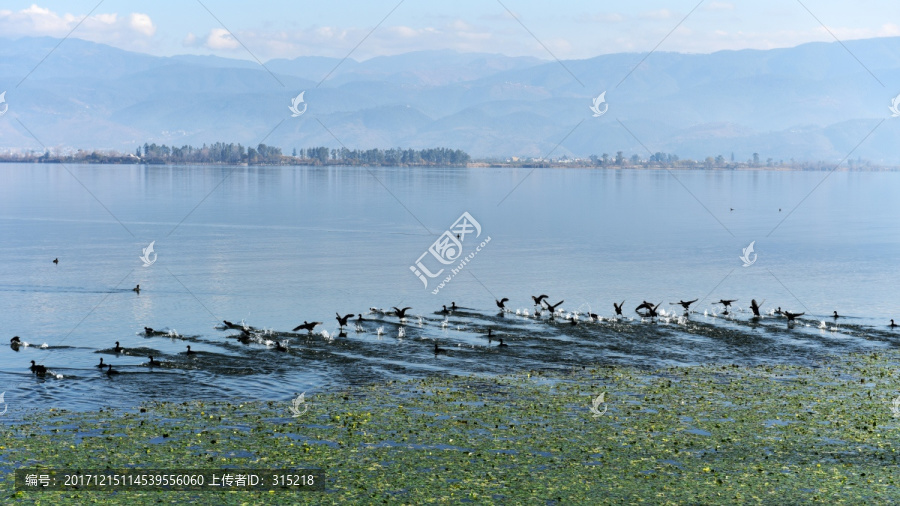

[1,163,898,414]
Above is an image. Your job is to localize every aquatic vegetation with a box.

[2,351,900,503]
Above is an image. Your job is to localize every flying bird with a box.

[393,307,413,319]
[292,321,321,333]
[750,299,765,318]
[613,301,625,316]
[532,295,549,306]
[336,313,355,329]
[671,299,698,311]
[784,311,804,322]
[543,300,564,312]
[636,302,663,318]
[496,298,509,310]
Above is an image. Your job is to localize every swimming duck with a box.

[30,360,47,374]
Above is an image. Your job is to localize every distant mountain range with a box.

[2,36,900,162]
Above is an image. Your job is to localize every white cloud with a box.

[182,32,197,47]
[129,13,156,37]
[0,4,156,51]
[205,28,240,50]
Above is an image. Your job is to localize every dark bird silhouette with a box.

[236,329,253,344]
[144,327,155,335]
[784,311,804,322]
[53,258,58,264]
[496,298,509,310]
[30,360,46,374]
[393,307,413,319]
[292,321,321,333]
[106,364,119,376]
[356,314,367,323]
[750,299,764,318]
[114,341,123,353]
[532,294,549,306]
[498,338,508,347]
[890,319,897,328]
[96,358,105,368]
[832,311,841,319]
[636,302,663,318]
[185,345,196,355]
[543,300,564,312]
[440,305,450,314]
[774,307,783,315]
[635,301,655,312]
[336,313,355,329]
[450,302,458,311]
[147,356,159,366]
[613,301,625,316]
[716,299,737,308]
[671,299,698,311]
[586,311,599,320]
[223,320,241,329]
[433,342,447,355]
[275,341,288,352]
[10,336,21,345]
[132,284,140,293]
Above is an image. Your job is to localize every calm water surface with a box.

[0,164,898,414]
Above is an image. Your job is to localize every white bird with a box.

[398,328,405,338]
[376,326,384,336]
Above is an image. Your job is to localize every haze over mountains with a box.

[2,36,900,162]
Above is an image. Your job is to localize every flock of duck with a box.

[12,288,898,378]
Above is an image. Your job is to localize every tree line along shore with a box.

[0,143,891,170]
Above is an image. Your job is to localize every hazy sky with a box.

[2,1,899,61]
